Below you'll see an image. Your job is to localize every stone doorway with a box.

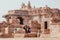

[17,17,24,25]
[44,21,48,29]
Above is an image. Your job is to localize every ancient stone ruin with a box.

[0,1,60,38]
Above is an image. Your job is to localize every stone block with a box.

[44,29,50,34]
[24,33,37,37]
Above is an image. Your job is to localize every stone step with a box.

[24,33,37,38]
[14,33,25,38]
[40,33,50,38]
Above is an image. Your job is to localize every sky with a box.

[0,0,60,22]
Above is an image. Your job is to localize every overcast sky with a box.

[0,0,60,22]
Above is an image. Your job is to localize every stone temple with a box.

[0,1,60,38]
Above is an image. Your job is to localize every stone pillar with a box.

[5,27,8,34]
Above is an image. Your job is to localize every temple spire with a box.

[45,5,48,8]
[34,6,35,8]
[21,2,25,8]
[45,5,50,9]
[27,1,31,8]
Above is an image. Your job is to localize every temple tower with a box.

[21,2,26,8]
[27,1,32,9]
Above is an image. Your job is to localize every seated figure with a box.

[23,25,30,33]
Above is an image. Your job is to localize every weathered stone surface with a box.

[0,1,60,38]
[24,33,37,37]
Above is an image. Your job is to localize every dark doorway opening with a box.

[44,21,48,29]
[17,17,24,25]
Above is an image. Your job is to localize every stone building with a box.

[0,1,60,38]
